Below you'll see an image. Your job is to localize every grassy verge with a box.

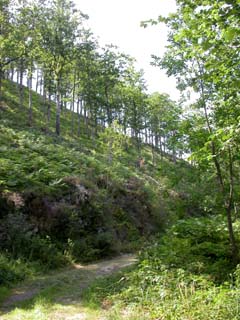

[82,216,240,320]
[0,255,136,320]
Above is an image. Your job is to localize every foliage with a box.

[2,3,239,317]
[0,80,194,269]
[145,0,240,261]
[0,253,42,287]
[99,120,130,165]
[83,216,240,319]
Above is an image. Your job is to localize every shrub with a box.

[29,235,68,269]
[0,254,36,286]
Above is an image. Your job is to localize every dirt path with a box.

[1,254,137,318]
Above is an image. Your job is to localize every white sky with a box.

[74,0,180,101]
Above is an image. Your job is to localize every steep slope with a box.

[0,79,202,268]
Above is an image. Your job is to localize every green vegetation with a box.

[1,0,240,319]
[0,79,198,284]
[82,217,240,319]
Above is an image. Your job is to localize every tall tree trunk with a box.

[155,134,159,149]
[46,91,51,131]
[28,64,33,126]
[227,147,238,261]
[77,97,81,137]
[17,69,19,84]
[198,72,238,261]
[10,65,14,81]
[42,80,47,117]
[94,110,98,136]
[145,127,148,144]
[56,78,61,135]
[19,58,24,108]
[159,136,163,159]
[163,135,166,154]
[71,69,77,135]
[36,68,39,93]
[105,86,112,125]
[40,72,43,96]
[0,64,3,103]
[151,133,155,166]
[84,101,90,137]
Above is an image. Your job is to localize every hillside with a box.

[1,0,240,318]
[1,82,240,320]
[0,79,201,268]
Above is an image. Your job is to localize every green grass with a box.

[81,217,240,320]
[0,255,136,320]
[0,79,203,267]
[0,79,228,319]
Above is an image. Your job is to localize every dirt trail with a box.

[1,254,137,314]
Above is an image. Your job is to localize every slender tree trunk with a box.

[155,134,159,150]
[17,69,20,84]
[36,68,39,93]
[77,97,81,137]
[28,64,33,126]
[10,65,14,81]
[19,58,24,108]
[105,86,112,125]
[42,80,47,116]
[172,131,177,164]
[94,111,98,136]
[46,91,51,131]
[198,71,238,261]
[5,69,10,80]
[0,64,3,102]
[56,78,61,135]
[151,133,155,166]
[145,127,148,144]
[71,69,77,135]
[227,147,238,261]
[40,73,43,96]
[84,101,90,137]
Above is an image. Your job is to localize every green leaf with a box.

[223,28,237,42]
[6,180,18,187]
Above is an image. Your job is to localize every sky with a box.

[74,0,180,101]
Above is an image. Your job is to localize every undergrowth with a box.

[82,216,240,320]
[0,79,204,275]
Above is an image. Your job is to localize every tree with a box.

[99,120,129,165]
[38,0,87,135]
[16,1,42,124]
[0,0,18,101]
[147,92,183,161]
[121,68,147,154]
[149,0,240,261]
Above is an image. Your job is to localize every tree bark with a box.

[56,78,61,135]
[77,97,81,137]
[46,91,51,131]
[19,58,24,108]
[28,64,33,126]
[0,64,3,102]
[71,69,77,135]
[226,147,238,261]
[198,71,238,261]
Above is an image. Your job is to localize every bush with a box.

[0,212,34,258]
[82,216,240,320]
[29,235,68,269]
[0,254,36,286]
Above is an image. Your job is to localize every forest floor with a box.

[0,254,137,320]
